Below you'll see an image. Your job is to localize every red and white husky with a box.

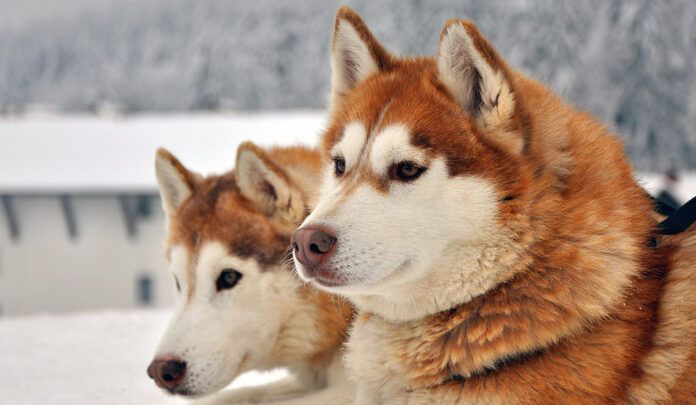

[147,143,353,404]
[292,7,696,404]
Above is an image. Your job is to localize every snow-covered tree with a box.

[1,0,694,170]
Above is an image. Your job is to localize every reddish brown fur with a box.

[165,146,323,266]
[163,145,353,360]
[301,282,354,368]
[171,174,288,266]
[329,7,696,404]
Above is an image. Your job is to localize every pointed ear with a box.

[437,20,523,155]
[155,148,200,216]
[235,142,306,234]
[330,6,393,112]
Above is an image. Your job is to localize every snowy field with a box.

[0,309,288,405]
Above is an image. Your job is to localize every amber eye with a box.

[334,157,346,176]
[216,269,242,291]
[391,161,425,181]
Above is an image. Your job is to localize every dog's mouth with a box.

[162,353,251,398]
[158,375,211,398]
[302,264,350,288]
[168,385,196,397]
[314,269,349,287]
[302,259,414,292]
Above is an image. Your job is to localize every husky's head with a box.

[148,143,311,396]
[293,8,538,321]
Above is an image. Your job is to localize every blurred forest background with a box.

[1,0,695,170]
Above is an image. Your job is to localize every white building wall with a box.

[1,176,693,317]
[0,195,174,317]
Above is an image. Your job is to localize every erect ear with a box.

[329,6,393,112]
[155,148,201,216]
[235,142,305,234]
[437,20,523,155]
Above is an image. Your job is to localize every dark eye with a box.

[334,157,346,176]
[390,161,426,181]
[216,269,242,291]
[174,276,180,292]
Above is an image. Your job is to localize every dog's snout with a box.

[292,227,337,269]
[147,356,187,391]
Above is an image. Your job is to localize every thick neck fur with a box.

[350,230,523,322]
[349,72,657,387]
[267,269,353,373]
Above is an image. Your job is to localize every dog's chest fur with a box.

[345,270,669,405]
[346,312,502,405]
[345,313,412,404]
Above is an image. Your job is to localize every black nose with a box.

[291,227,337,269]
[147,356,187,391]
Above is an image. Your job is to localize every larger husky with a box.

[148,143,353,404]
[292,7,696,404]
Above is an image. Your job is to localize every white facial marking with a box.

[369,124,427,175]
[319,121,368,203]
[318,163,339,202]
[154,241,289,396]
[332,121,367,172]
[169,244,189,294]
[195,242,242,296]
[306,157,496,286]
[297,131,505,321]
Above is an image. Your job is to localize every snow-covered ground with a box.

[0,309,288,405]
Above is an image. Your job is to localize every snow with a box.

[1,0,695,171]
[0,112,326,193]
[0,309,288,404]
[637,173,696,208]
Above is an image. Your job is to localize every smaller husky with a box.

[147,143,353,404]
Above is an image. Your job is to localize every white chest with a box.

[344,315,410,404]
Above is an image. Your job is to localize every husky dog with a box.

[148,143,353,404]
[292,7,696,404]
